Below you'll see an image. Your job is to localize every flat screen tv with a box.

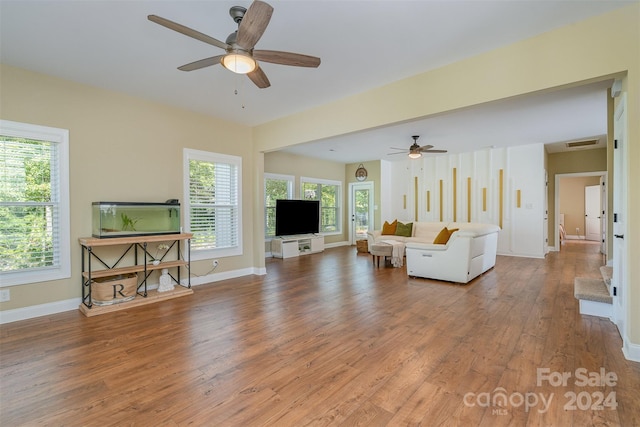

[275,199,320,236]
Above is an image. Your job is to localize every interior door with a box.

[612,94,627,336]
[584,185,601,241]
[544,170,549,253]
[349,182,374,244]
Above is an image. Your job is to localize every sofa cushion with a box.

[448,222,500,237]
[413,222,447,240]
[395,221,413,237]
[380,235,409,243]
[381,220,397,235]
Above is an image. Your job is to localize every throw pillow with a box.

[381,220,397,235]
[433,227,460,244]
[433,227,451,244]
[395,221,413,237]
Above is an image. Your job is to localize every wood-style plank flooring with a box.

[1,242,639,426]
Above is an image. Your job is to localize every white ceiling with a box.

[1,0,627,163]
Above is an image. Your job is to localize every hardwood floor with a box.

[1,242,639,426]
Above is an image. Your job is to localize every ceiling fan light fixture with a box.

[222,52,256,74]
[408,152,422,159]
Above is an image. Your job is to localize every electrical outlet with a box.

[0,289,10,302]
[576,228,580,234]
[212,259,219,268]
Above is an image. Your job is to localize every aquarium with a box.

[92,201,181,238]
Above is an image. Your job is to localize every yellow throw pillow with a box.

[433,227,460,244]
[433,227,451,244]
[381,220,397,235]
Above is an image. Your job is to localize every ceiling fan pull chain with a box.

[233,75,247,110]
[240,75,245,109]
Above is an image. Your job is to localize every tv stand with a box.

[271,234,324,259]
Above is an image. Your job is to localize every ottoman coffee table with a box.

[369,242,393,267]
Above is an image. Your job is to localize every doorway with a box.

[554,171,606,251]
[348,182,374,244]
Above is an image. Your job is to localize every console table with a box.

[78,233,193,316]
[271,234,324,259]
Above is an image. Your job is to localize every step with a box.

[600,266,612,289]
[574,277,612,304]
[574,277,613,319]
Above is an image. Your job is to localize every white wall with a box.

[383,143,546,258]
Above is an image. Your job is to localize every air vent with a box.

[566,140,598,148]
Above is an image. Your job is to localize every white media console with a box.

[271,234,324,259]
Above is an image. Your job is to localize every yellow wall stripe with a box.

[499,169,504,228]
[453,168,457,222]
[467,177,471,222]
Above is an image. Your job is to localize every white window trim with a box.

[183,148,242,260]
[0,120,71,286]
[300,176,342,236]
[264,173,294,191]
[264,173,294,238]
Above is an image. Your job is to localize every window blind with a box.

[188,159,239,251]
[0,137,60,272]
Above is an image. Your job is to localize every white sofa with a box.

[367,222,500,283]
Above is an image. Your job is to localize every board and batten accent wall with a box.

[384,143,545,258]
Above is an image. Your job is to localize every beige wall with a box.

[559,176,602,238]
[0,64,254,310]
[547,149,607,246]
[253,5,640,345]
[264,151,347,245]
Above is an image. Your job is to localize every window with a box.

[301,177,341,234]
[0,120,70,286]
[264,173,294,237]
[183,149,242,259]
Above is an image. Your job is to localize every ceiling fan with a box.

[148,0,321,89]
[389,135,448,159]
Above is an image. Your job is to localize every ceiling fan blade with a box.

[254,50,321,68]
[387,152,407,155]
[178,55,224,71]
[247,66,271,88]
[423,150,448,153]
[148,15,229,50]
[389,147,407,151]
[418,145,434,152]
[236,1,273,50]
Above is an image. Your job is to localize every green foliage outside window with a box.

[302,181,339,233]
[265,178,290,236]
[1,137,55,271]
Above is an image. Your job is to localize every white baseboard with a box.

[622,334,640,362]
[186,266,266,287]
[0,266,267,325]
[496,251,545,259]
[0,297,82,324]
[325,241,350,249]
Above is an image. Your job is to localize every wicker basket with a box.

[356,239,369,253]
[91,273,137,306]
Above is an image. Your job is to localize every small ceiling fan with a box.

[148,0,321,89]
[389,135,448,158]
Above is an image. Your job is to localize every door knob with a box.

[614,234,624,239]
